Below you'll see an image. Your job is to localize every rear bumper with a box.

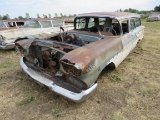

[20,57,98,102]
[0,43,15,50]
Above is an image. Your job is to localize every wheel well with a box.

[106,62,116,70]
[95,62,116,83]
[15,37,27,42]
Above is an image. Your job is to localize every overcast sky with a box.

[0,0,159,18]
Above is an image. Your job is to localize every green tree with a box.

[154,5,160,12]
[69,14,72,18]
[6,14,10,19]
[0,15,2,20]
[124,8,139,13]
[60,13,63,17]
[48,14,51,18]
[18,16,24,20]
[37,13,40,18]
[25,13,30,19]
[55,13,58,17]
[43,14,48,18]
[63,14,67,18]
[2,15,10,20]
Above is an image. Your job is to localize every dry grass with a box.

[0,20,160,120]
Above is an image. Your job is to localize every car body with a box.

[0,20,25,31]
[64,18,74,23]
[0,18,72,50]
[16,12,144,102]
[146,12,160,22]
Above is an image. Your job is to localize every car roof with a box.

[26,18,63,21]
[0,20,25,22]
[76,12,140,20]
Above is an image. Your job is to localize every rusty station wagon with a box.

[0,18,72,50]
[16,12,144,102]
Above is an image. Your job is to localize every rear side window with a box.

[23,21,41,28]
[121,20,129,34]
[130,19,135,31]
[40,21,52,28]
[52,20,64,27]
[135,18,141,27]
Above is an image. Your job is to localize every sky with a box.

[0,0,159,18]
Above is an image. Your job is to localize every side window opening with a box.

[121,20,129,34]
[76,18,87,30]
[130,19,135,31]
[39,21,52,28]
[88,18,95,28]
[99,18,120,36]
[135,18,141,27]
[23,21,41,28]
[112,19,120,35]
[88,18,97,32]
[16,22,24,27]
[5,22,16,27]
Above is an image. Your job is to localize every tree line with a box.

[0,5,159,20]
[0,13,77,20]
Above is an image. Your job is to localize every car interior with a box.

[75,17,121,36]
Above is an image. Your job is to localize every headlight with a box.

[61,60,82,76]
[1,41,6,46]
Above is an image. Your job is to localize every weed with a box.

[110,112,124,120]
[16,96,34,106]
[126,57,132,62]
[109,74,122,82]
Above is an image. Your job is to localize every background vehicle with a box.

[146,12,160,22]
[0,18,72,50]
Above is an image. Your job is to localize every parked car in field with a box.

[64,18,74,23]
[16,12,144,102]
[0,20,24,31]
[0,18,72,50]
[146,12,160,22]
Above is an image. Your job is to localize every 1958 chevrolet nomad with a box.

[16,12,144,102]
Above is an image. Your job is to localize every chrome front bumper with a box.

[0,43,15,50]
[20,57,98,102]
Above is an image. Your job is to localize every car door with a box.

[119,19,135,63]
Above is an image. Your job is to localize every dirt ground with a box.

[0,20,160,120]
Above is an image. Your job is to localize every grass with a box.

[52,108,67,118]
[0,20,160,120]
[110,111,124,120]
[16,96,34,106]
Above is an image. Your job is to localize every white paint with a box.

[107,33,143,68]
